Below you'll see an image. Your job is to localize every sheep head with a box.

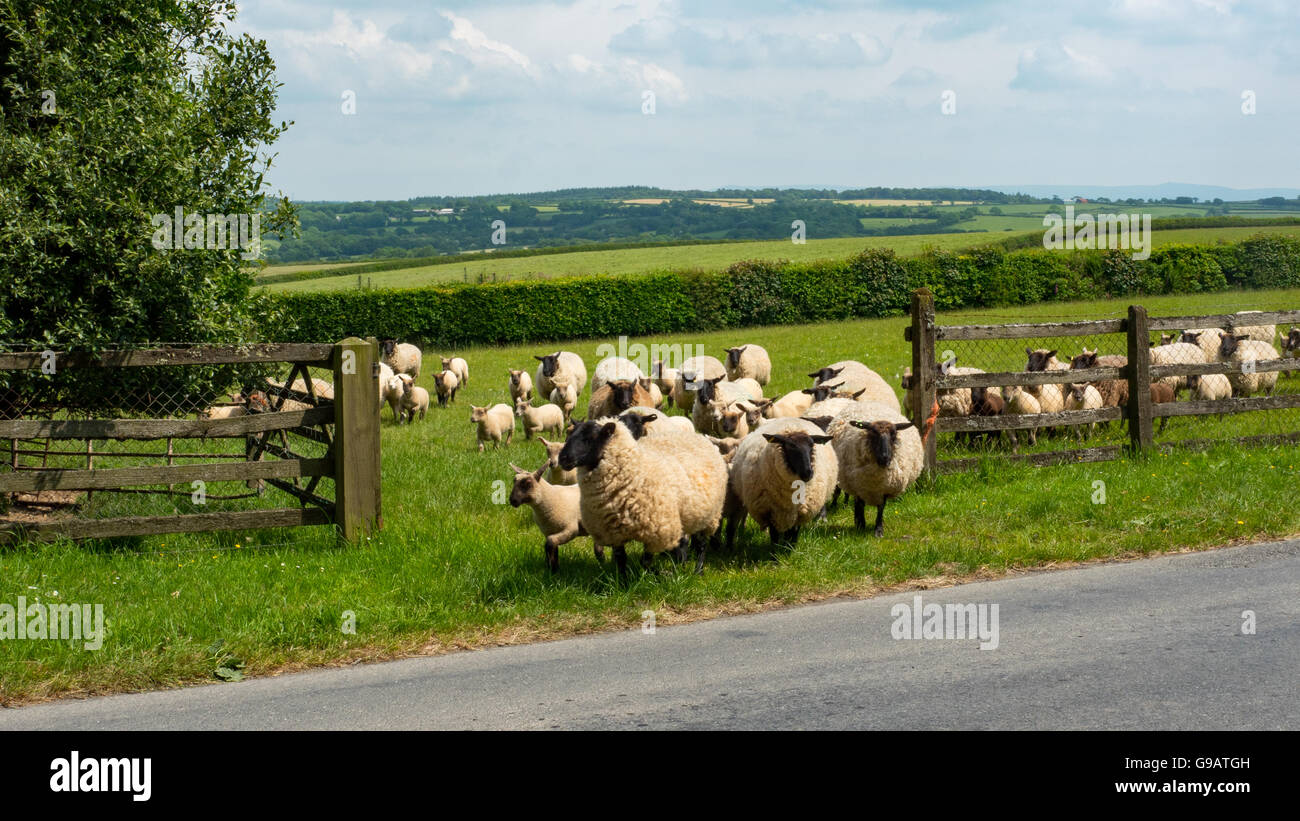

[558,420,618,470]
[1025,349,1058,372]
[848,419,915,468]
[762,431,831,483]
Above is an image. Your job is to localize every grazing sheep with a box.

[713,400,767,441]
[508,462,592,572]
[1069,348,1129,417]
[1002,384,1041,451]
[470,403,515,451]
[379,339,422,379]
[1148,342,1208,392]
[620,407,696,436]
[1063,383,1104,440]
[673,355,727,411]
[1231,311,1276,345]
[591,357,645,394]
[728,417,836,549]
[549,383,578,420]
[724,344,772,385]
[1218,333,1280,397]
[827,400,923,537]
[379,368,405,420]
[397,375,429,423]
[534,351,588,398]
[432,370,460,407]
[764,389,815,419]
[1149,381,1176,433]
[967,386,1005,448]
[1178,329,1223,363]
[515,398,566,439]
[587,377,656,420]
[440,355,469,386]
[537,436,576,485]
[1185,372,1230,402]
[809,360,901,413]
[1281,328,1300,375]
[558,418,727,577]
[508,369,533,403]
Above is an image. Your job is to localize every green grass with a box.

[4,286,1300,703]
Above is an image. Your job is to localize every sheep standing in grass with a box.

[714,400,768,441]
[764,389,815,419]
[441,355,469,386]
[380,339,422,379]
[1149,381,1176,433]
[1002,384,1041,451]
[1178,329,1223,363]
[691,376,762,434]
[508,462,593,572]
[470,403,514,451]
[1231,311,1276,345]
[591,357,645,394]
[534,351,588,398]
[1281,328,1300,375]
[508,369,533,403]
[619,407,696,436]
[1147,341,1207,392]
[549,383,578,421]
[1218,332,1280,397]
[537,436,576,485]
[1069,348,1128,427]
[809,360,901,413]
[515,398,565,439]
[728,417,836,549]
[1185,373,1230,402]
[397,375,429,423]
[587,378,656,420]
[673,355,727,411]
[379,368,405,420]
[558,418,727,577]
[827,400,923,537]
[1063,383,1103,441]
[724,344,772,386]
[433,370,460,407]
[967,386,1005,448]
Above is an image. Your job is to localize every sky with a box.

[233,0,1300,201]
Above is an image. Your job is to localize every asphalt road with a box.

[4,539,1297,730]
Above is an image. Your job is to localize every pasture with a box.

[259,224,1300,295]
[4,286,1300,704]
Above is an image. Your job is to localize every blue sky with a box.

[234,0,1300,200]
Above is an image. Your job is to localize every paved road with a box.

[4,539,1298,730]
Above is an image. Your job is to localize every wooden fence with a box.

[0,338,381,543]
[906,288,1300,475]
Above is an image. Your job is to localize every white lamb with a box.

[397,375,429,423]
[537,436,576,485]
[1062,382,1103,441]
[1186,373,1232,402]
[380,339,422,379]
[432,370,460,407]
[508,462,591,572]
[549,383,578,420]
[508,369,533,404]
[764,389,815,419]
[470,403,514,451]
[728,417,836,549]
[1217,333,1280,397]
[440,355,469,386]
[515,398,566,439]
[1001,384,1042,450]
[557,418,727,576]
[379,365,404,420]
[827,400,923,537]
[1148,342,1208,391]
[724,344,772,386]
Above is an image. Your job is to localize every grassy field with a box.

[261,224,1300,294]
[3,286,1300,703]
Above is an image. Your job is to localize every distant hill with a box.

[982,183,1300,202]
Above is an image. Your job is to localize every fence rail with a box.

[907,288,1300,474]
[0,338,380,544]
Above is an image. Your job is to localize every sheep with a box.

[620,407,696,436]
[724,344,772,385]
[508,369,533,403]
[1149,381,1176,433]
[1001,384,1041,451]
[967,386,1005,448]
[379,367,405,420]
[470,403,514,451]
[808,360,901,413]
[537,436,576,485]
[1063,383,1103,441]
[1281,328,1300,375]
[827,400,923,537]
[515,398,566,439]
[1185,372,1231,402]
[1231,311,1276,345]
[650,359,679,396]
[549,383,578,420]
[673,355,727,411]
[591,356,645,394]
[764,389,815,419]
[1218,333,1280,397]
[199,390,269,420]
[935,358,994,420]
[265,376,334,401]
[1148,342,1208,392]
[440,355,468,386]
[1025,348,1071,373]
[432,370,460,407]
[557,418,727,577]
[508,461,592,572]
[713,400,767,441]
[397,375,429,423]
[379,339,422,379]
[1069,348,1129,417]
[377,361,396,416]
[691,376,762,434]
[534,351,588,398]
[728,417,836,549]
[1178,329,1223,363]
[587,377,656,420]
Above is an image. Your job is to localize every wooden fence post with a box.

[333,337,381,541]
[911,288,937,477]
[1126,305,1154,454]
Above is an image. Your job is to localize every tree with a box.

[0,0,295,411]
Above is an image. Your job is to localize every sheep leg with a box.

[671,539,688,564]
[829,486,841,510]
[724,510,744,551]
[853,499,867,531]
[543,537,559,573]
[612,544,629,578]
[640,549,657,573]
[592,544,606,563]
[784,527,800,547]
[874,502,887,538]
[691,534,706,575]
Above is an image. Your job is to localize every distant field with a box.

[260,223,1300,294]
[836,199,974,206]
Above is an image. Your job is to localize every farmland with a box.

[5,285,1300,704]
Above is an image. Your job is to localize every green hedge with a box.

[270,235,1300,346]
